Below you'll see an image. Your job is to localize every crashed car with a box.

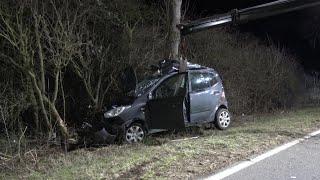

[80,60,231,144]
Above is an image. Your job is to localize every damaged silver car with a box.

[80,60,231,144]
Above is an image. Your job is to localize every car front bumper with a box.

[93,127,117,144]
[79,119,124,144]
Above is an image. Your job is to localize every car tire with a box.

[215,108,231,130]
[124,123,146,143]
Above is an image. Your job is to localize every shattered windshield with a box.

[135,76,160,97]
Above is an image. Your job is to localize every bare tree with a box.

[0,1,77,138]
[71,38,117,111]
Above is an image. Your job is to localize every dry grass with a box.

[1,107,320,179]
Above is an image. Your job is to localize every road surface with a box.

[224,134,320,180]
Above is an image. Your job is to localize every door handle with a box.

[213,91,220,95]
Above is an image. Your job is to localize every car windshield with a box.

[135,76,160,97]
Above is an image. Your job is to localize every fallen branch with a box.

[171,136,199,142]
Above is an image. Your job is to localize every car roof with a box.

[159,59,217,74]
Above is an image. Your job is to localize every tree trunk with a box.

[28,71,52,131]
[170,0,182,60]
[29,87,40,133]
[34,15,46,94]
[44,96,69,139]
[29,70,69,138]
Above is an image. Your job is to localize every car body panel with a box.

[145,72,187,130]
[189,70,224,123]
[146,96,186,130]
[190,88,216,122]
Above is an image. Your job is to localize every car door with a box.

[189,71,219,123]
[145,73,187,130]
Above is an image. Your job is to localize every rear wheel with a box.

[215,108,231,130]
[125,123,146,143]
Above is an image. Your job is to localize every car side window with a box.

[209,73,218,86]
[153,74,186,99]
[190,72,217,92]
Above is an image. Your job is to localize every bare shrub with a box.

[303,72,320,105]
[186,28,302,114]
[0,83,28,156]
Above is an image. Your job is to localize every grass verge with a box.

[1,107,320,179]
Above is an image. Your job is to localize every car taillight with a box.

[220,91,226,102]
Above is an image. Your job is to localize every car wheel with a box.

[125,123,146,143]
[215,108,231,130]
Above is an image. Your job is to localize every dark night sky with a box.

[191,0,320,72]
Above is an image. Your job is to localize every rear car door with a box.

[146,73,187,130]
[189,71,219,123]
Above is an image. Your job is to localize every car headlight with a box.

[104,106,131,118]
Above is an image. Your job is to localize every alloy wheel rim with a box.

[218,111,230,128]
[126,125,144,143]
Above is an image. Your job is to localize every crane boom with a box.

[179,0,320,35]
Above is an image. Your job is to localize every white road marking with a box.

[204,129,320,180]
[308,129,320,137]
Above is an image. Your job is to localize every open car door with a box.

[146,73,187,130]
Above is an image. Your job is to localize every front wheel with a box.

[215,108,231,130]
[125,123,146,143]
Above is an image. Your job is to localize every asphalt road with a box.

[225,134,320,180]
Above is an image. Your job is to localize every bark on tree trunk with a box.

[29,88,40,133]
[34,15,46,94]
[28,71,69,138]
[29,71,52,131]
[170,0,182,60]
[44,96,69,139]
